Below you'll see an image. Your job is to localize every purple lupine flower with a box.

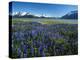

[31,46,34,55]
[38,46,43,54]
[14,31,25,40]
[23,54,27,58]
[42,51,45,57]
[17,47,22,57]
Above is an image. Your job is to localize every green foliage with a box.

[55,38,65,44]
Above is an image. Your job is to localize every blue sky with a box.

[10,1,78,17]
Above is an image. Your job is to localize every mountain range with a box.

[61,10,78,19]
[9,10,78,19]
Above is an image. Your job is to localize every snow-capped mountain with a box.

[20,12,27,16]
[9,12,30,16]
[9,12,38,18]
[61,10,78,19]
[9,10,78,19]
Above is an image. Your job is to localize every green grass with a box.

[39,20,67,24]
[11,18,78,24]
